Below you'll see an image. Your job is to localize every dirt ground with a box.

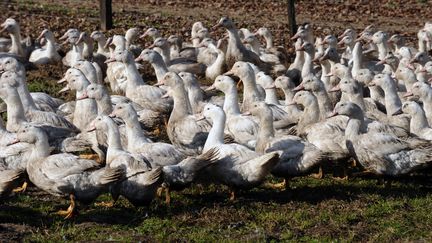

[1,0,432,241]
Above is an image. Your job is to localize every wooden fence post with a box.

[100,0,113,31]
[287,0,297,36]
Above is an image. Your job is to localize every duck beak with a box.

[36,31,45,42]
[108,112,116,118]
[0,25,7,34]
[147,43,155,49]
[58,85,70,94]
[338,32,346,39]
[337,39,345,46]
[195,114,206,121]
[161,93,170,98]
[86,125,96,132]
[104,37,113,49]
[135,56,143,62]
[392,108,403,116]
[376,59,386,65]
[290,32,300,40]
[6,138,20,146]
[293,83,304,91]
[104,57,116,64]
[60,39,69,46]
[407,63,416,70]
[58,32,68,41]
[205,85,216,91]
[57,77,67,84]
[265,84,276,90]
[320,53,329,62]
[224,70,234,76]
[211,23,221,31]
[76,92,89,100]
[368,80,376,87]
[139,32,148,39]
[325,72,333,77]
[241,111,251,116]
[286,101,296,106]
[155,80,165,87]
[327,111,338,118]
[329,85,340,92]
[76,35,84,45]
[403,92,414,98]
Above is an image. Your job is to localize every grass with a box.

[1,0,432,241]
[1,176,431,241]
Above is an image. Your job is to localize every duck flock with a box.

[0,15,432,219]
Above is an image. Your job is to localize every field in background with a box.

[1,0,432,241]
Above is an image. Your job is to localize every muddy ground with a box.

[1,0,432,241]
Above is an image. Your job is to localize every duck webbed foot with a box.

[13,181,28,193]
[94,201,115,208]
[56,194,77,219]
[164,187,171,205]
[262,179,287,190]
[79,153,100,162]
[229,190,237,201]
[310,166,324,179]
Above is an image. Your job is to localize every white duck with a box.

[330,102,432,176]
[110,102,186,167]
[206,75,258,149]
[159,72,211,155]
[29,29,61,65]
[199,103,279,200]
[402,101,432,141]
[12,124,124,218]
[89,115,162,207]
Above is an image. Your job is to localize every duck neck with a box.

[282,87,295,103]
[222,86,241,115]
[313,88,333,118]
[203,113,225,152]
[226,27,246,58]
[46,37,57,58]
[380,80,402,116]
[352,47,362,77]
[420,91,432,119]
[410,108,429,134]
[30,135,51,160]
[298,99,320,134]
[264,35,274,49]
[377,42,389,60]
[208,48,225,73]
[124,59,145,90]
[240,70,260,106]
[16,75,38,112]
[97,38,108,54]
[9,31,24,56]
[150,57,169,82]
[160,45,171,65]
[256,110,274,153]
[264,88,280,105]
[349,92,366,111]
[302,50,315,78]
[320,61,331,89]
[83,40,94,59]
[123,113,150,151]
[293,50,304,68]
[249,40,261,55]
[106,120,123,151]
[345,115,366,142]
[171,84,193,119]
[4,89,27,132]
[96,94,113,115]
